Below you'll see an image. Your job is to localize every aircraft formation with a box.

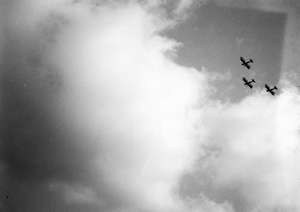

[240,57,278,96]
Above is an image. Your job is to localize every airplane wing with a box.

[270,90,275,95]
[245,63,250,69]
[265,84,270,89]
[242,77,247,83]
[240,57,245,63]
[248,84,253,89]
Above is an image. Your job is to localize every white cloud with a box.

[195,86,300,211]
[50,4,206,210]
[34,1,225,211]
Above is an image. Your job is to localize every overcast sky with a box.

[1,0,300,212]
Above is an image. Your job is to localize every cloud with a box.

[3,0,300,212]
[186,86,300,211]
[47,2,214,211]
[1,0,230,211]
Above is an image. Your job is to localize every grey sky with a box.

[167,1,286,102]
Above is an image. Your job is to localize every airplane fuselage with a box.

[240,57,253,69]
[243,78,255,89]
[266,89,275,95]
[265,84,277,95]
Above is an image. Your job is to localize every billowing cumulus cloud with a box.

[2,0,300,212]
[50,3,205,211]
[183,86,300,211]
[2,0,230,211]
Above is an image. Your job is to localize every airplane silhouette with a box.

[240,57,253,69]
[265,84,278,95]
[242,77,255,89]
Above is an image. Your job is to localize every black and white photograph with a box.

[1,0,300,211]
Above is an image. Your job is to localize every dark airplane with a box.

[265,84,278,96]
[240,57,253,69]
[242,77,255,89]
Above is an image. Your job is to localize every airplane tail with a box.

[252,79,255,83]
[274,86,278,90]
[250,59,253,63]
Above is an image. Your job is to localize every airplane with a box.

[240,57,253,69]
[242,77,255,89]
[265,84,278,96]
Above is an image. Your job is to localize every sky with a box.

[0,0,300,212]
[166,1,286,102]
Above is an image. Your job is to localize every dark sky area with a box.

[2,31,89,212]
